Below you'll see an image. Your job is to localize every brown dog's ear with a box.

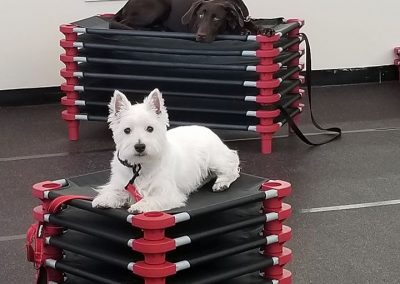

[182,0,206,25]
[223,2,245,30]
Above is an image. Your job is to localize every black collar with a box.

[117,151,142,186]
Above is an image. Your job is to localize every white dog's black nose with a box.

[134,143,146,153]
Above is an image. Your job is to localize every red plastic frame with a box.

[60,24,80,141]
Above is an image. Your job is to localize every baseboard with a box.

[0,87,62,106]
[0,65,398,106]
[307,65,399,86]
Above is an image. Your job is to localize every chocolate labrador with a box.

[111,0,257,42]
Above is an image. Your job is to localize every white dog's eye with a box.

[146,126,154,133]
[124,128,131,134]
[199,13,204,19]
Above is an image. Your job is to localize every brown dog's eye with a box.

[146,126,154,133]
[199,13,204,18]
[124,128,131,134]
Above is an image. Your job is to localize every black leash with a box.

[117,151,142,188]
[276,33,341,146]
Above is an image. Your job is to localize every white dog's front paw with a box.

[92,192,128,209]
[212,179,233,192]
[127,199,155,214]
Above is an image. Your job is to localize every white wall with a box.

[247,0,400,70]
[0,0,399,90]
[0,0,124,90]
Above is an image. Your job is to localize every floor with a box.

[1,81,400,283]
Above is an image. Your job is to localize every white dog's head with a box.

[108,89,169,163]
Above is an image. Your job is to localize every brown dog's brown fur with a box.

[111,0,257,42]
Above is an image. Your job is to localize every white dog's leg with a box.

[128,182,187,213]
[92,184,130,208]
[210,149,240,192]
[128,196,186,213]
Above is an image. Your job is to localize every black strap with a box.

[117,151,142,188]
[277,33,341,146]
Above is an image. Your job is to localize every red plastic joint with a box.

[60,68,75,78]
[257,124,281,154]
[61,83,76,92]
[263,247,292,280]
[275,225,292,243]
[264,203,292,234]
[32,181,62,200]
[263,225,292,254]
[261,180,292,198]
[255,94,281,104]
[60,40,79,56]
[132,212,176,241]
[256,64,279,73]
[33,206,46,222]
[60,54,74,63]
[61,96,77,107]
[60,68,79,85]
[256,79,281,89]
[256,109,280,119]
[32,208,64,233]
[60,24,78,41]
[256,109,281,126]
[60,24,76,34]
[256,48,281,58]
[261,180,292,214]
[276,203,292,221]
[60,84,79,101]
[60,39,75,48]
[61,110,80,140]
[62,110,77,121]
[276,247,292,266]
[133,261,176,278]
[133,238,176,264]
[265,269,292,284]
[256,124,280,134]
[256,65,280,81]
[60,54,78,71]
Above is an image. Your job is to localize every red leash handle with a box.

[126,184,143,202]
[47,195,93,214]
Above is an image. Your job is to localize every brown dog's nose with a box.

[196,33,207,41]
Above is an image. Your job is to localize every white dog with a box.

[92,89,240,213]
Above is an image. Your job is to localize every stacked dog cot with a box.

[395,47,400,80]
[27,171,292,284]
[60,15,305,154]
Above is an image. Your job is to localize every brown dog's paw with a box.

[259,27,275,37]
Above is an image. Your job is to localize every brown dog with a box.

[112,0,254,42]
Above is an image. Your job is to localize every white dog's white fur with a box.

[92,88,240,213]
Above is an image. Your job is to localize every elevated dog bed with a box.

[60,15,305,154]
[27,170,292,283]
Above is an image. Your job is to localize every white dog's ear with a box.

[108,90,131,128]
[144,89,169,126]
[109,90,131,116]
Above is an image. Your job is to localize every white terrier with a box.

[92,89,240,213]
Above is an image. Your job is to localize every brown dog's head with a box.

[182,0,247,42]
